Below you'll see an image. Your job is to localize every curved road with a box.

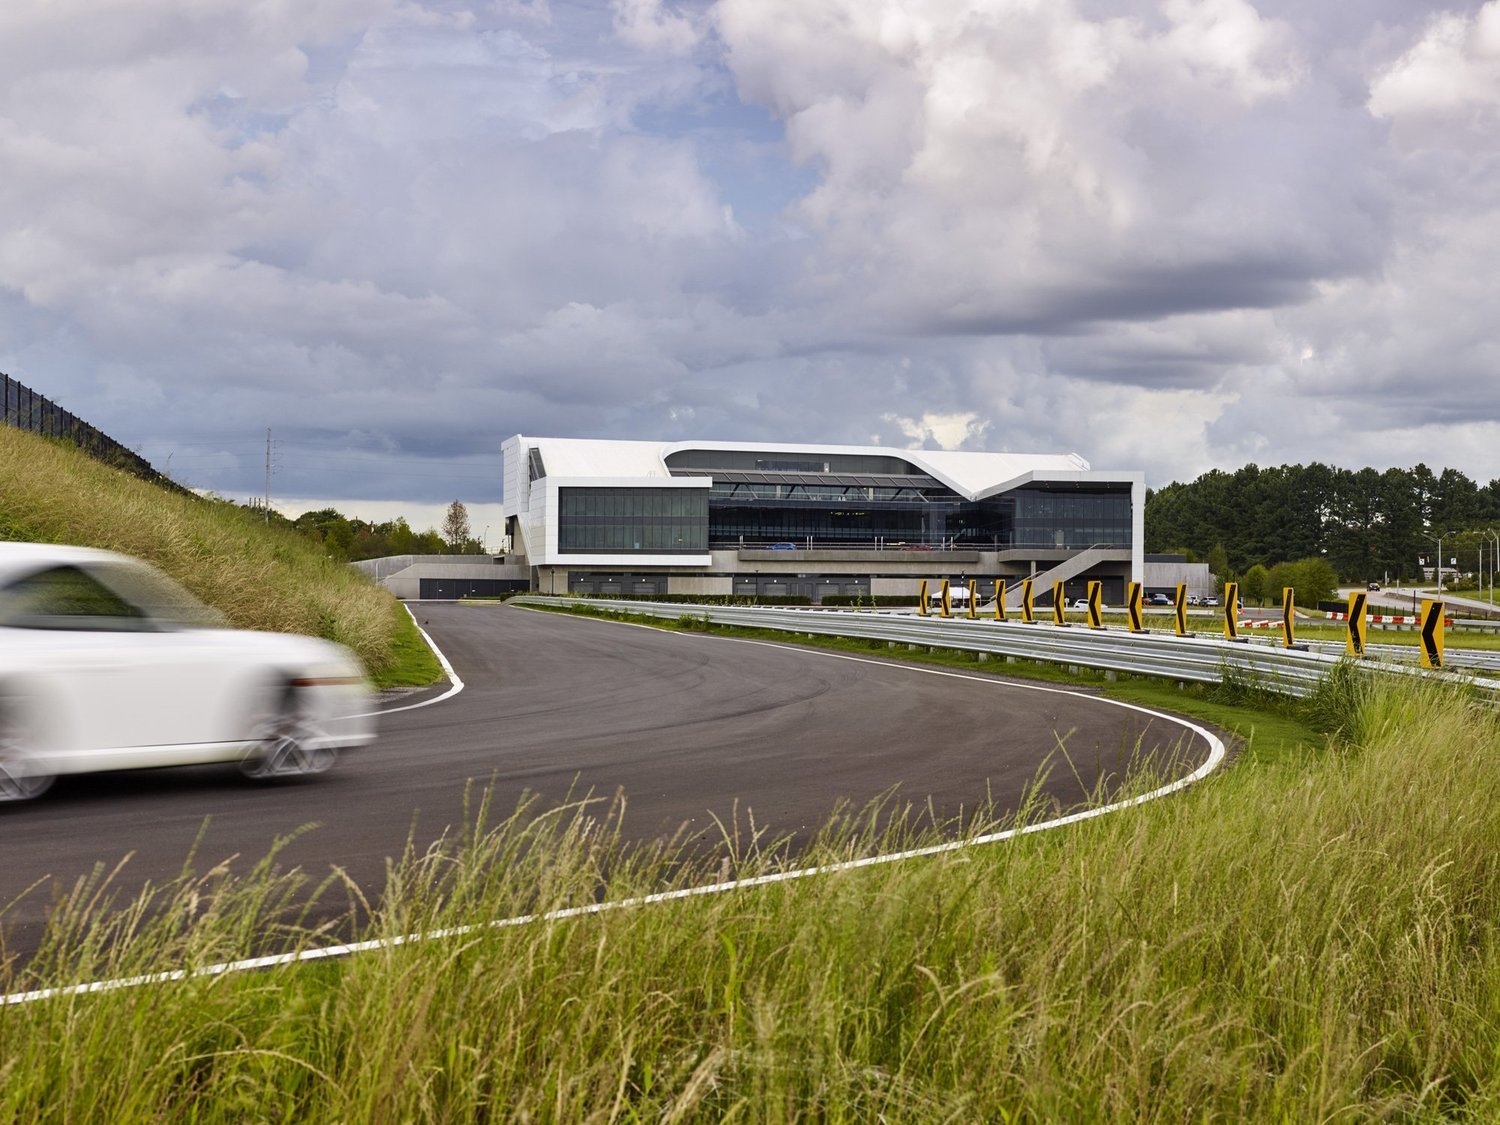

[1,603,1216,954]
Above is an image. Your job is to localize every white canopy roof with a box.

[509,436,1122,500]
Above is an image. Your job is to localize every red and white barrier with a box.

[1324,612,1451,625]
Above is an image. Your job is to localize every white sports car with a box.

[0,542,376,802]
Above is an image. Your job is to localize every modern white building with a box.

[500,436,1145,604]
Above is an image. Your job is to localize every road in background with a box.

[1,603,1215,954]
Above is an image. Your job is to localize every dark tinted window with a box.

[0,566,151,631]
[558,488,708,553]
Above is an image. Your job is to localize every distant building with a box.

[499,435,1144,604]
[1142,554,1215,600]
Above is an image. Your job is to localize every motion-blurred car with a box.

[0,543,375,802]
[1148,593,1173,605]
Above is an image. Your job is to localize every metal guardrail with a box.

[1296,637,1500,674]
[510,597,1500,698]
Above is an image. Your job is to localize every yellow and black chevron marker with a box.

[1126,581,1144,633]
[1086,580,1103,629]
[1021,578,1035,624]
[1223,582,1239,640]
[967,579,978,619]
[1420,599,1445,669]
[918,579,928,616]
[940,578,952,618]
[994,579,1006,621]
[1281,586,1295,648]
[1052,580,1067,626]
[1345,590,1367,656]
[1174,583,1187,637]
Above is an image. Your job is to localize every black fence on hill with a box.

[2,372,186,494]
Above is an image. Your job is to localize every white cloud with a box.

[612,0,702,55]
[1368,2,1500,124]
[1160,0,1302,102]
[716,0,1351,340]
[882,410,990,451]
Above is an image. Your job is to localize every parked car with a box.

[766,542,799,550]
[1186,594,1202,606]
[1204,595,1221,606]
[0,543,375,802]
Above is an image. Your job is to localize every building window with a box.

[755,458,828,473]
[1009,489,1131,549]
[558,488,708,554]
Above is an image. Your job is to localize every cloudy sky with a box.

[3,0,1498,531]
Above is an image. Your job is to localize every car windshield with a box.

[0,561,226,631]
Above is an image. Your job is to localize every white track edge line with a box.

[3,612,1225,1007]
[349,606,464,718]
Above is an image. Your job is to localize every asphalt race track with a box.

[0,603,1217,957]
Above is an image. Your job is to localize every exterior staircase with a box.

[1001,544,1122,607]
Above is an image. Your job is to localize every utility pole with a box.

[263,428,272,525]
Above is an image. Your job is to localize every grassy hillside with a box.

[0,426,439,687]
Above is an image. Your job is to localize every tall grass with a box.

[2,675,1498,1118]
[0,426,432,683]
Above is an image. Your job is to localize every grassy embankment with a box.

[3,630,1499,1115]
[0,426,440,688]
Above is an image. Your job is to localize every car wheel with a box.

[241,686,339,780]
[0,703,55,802]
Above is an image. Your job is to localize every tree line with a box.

[238,498,485,563]
[1145,462,1500,598]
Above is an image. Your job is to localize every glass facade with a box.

[558,487,708,554]
[699,481,1131,550]
[1010,488,1131,549]
[946,487,1132,550]
[709,503,931,545]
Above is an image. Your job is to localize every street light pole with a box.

[1487,529,1499,607]
[1420,531,1446,595]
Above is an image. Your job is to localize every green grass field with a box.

[0,427,440,688]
